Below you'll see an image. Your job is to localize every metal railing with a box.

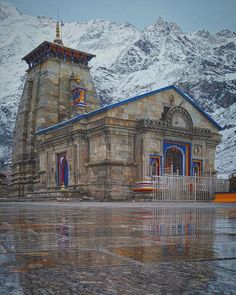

[152,175,229,201]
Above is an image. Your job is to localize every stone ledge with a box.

[85,160,137,167]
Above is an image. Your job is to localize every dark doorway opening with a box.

[165,148,183,175]
[56,152,69,187]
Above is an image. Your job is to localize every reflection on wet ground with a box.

[0,202,236,294]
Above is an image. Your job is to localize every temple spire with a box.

[54,21,63,45]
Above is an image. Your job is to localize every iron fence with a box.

[152,175,229,201]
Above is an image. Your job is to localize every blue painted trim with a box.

[163,140,193,176]
[74,102,86,108]
[192,159,204,176]
[72,86,87,92]
[189,143,193,176]
[150,154,162,176]
[164,142,186,175]
[36,84,222,135]
[64,159,69,187]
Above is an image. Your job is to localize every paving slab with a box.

[0,201,235,294]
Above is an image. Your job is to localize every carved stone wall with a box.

[12,46,99,197]
[13,71,222,199]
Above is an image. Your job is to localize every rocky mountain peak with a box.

[145,16,182,36]
[192,29,212,39]
[0,1,235,175]
[216,29,236,39]
[0,1,21,21]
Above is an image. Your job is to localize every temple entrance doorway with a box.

[165,147,183,175]
[56,152,69,187]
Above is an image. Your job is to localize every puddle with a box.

[0,202,235,294]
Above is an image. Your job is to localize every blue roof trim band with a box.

[36,85,222,135]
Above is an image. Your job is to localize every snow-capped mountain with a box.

[214,103,236,177]
[0,1,235,176]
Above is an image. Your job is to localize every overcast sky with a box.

[4,0,236,33]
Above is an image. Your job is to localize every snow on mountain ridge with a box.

[213,103,236,176]
[67,19,141,67]
[0,1,21,20]
[0,1,235,175]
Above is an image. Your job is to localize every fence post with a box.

[209,168,212,200]
[153,176,156,201]
[151,174,228,202]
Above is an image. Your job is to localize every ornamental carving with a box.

[150,139,161,152]
[137,117,211,137]
[172,113,187,128]
[193,145,202,156]
[166,106,193,130]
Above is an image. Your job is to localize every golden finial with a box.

[54,8,64,45]
[76,75,80,84]
[54,21,63,45]
[56,21,60,39]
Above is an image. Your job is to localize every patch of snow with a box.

[0,1,235,176]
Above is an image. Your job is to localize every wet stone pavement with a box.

[0,202,236,295]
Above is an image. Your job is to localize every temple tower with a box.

[12,25,100,196]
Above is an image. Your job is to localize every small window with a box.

[161,106,171,120]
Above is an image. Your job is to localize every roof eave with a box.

[36,84,222,135]
[22,40,96,62]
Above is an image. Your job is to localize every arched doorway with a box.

[165,147,183,175]
[56,153,69,187]
[150,156,161,176]
[192,160,202,176]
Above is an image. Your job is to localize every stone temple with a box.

[11,26,222,200]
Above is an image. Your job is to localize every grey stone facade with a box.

[12,41,222,200]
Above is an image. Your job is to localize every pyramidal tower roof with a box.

[22,22,96,69]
